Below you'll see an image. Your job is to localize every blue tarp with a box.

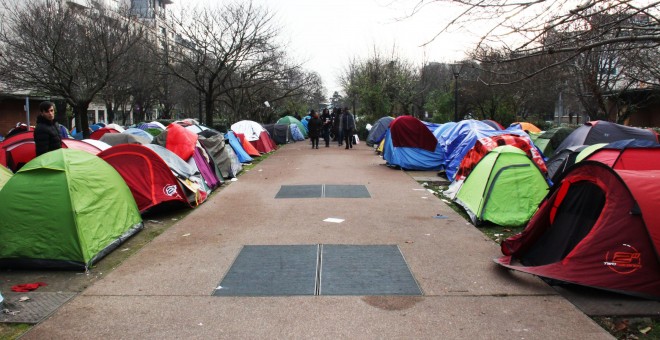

[441,120,528,180]
[382,129,444,171]
[301,115,311,130]
[433,122,457,141]
[225,131,253,163]
[290,124,305,141]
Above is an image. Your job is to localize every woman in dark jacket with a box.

[320,108,332,147]
[34,101,62,156]
[307,110,323,149]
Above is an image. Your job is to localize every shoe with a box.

[350,145,353,148]
[345,147,349,149]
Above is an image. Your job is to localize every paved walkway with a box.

[24,142,612,339]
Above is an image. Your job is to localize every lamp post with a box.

[451,62,464,122]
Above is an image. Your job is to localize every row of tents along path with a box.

[0,118,283,271]
[366,115,660,300]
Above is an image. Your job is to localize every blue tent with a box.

[433,122,457,140]
[225,131,253,163]
[382,129,444,170]
[301,115,311,130]
[366,116,394,146]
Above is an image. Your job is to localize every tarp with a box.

[497,161,660,299]
[455,146,549,226]
[225,131,253,163]
[382,129,444,171]
[98,144,190,212]
[290,124,305,141]
[198,132,242,178]
[366,116,394,147]
[482,119,505,130]
[0,149,142,270]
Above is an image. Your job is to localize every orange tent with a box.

[512,122,542,133]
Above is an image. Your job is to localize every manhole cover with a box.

[213,245,319,296]
[324,185,371,198]
[319,245,422,296]
[275,185,323,198]
[214,245,421,296]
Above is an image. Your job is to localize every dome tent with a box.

[0,149,143,270]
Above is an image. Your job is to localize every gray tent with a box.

[366,116,394,147]
[263,123,291,145]
[198,133,242,179]
[100,133,151,146]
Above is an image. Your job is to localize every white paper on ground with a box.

[323,218,345,223]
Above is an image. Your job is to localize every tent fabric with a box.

[89,127,121,140]
[529,127,575,157]
[555,121,658,155]
[585,139,660,170]
[165,123,199,161]
[366,116,394,147]
[546,144,607,181]
[277,116,307,137]
[100,133,151,146]
[0,149,142,270]
[290,124,305,141]
[262,124,291,145]
[250,131,277,153]
[235,133,261,157]
[439,120,527,181]
[192,146,221,190]
[198,133,241,178]
[137,122,165,131]
[0,164,12,190]
[382,129,444,171]
[123,128,154,142]
[510,122,542,133]
[455,146,549,227]
[432,122,457,141]
[497,161,660,299]
[454,134,547,181]
[389,116,438,152]
[142,144,208,206]
[225,131,253,163]
[482,120,505,130]
[231,120,267,142]
[80,139,111,152]
[98,144,190,212]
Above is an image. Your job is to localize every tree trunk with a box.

[54,100,69,130]
[72,102,91,139]
[105,101,115,124]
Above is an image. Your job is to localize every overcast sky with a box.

[170,0,478,99]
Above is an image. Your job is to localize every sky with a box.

[169,0,479,99]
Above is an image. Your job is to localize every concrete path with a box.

[24,142,612,339]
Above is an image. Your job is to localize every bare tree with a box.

[162,1,283,128]
[411,0,659,82]
[0,0,145,137]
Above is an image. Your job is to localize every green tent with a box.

[530,127,575,157]
[0,165,12,191]
[277,115,307,138]
[0,149,143,270]
[455,145,549,227]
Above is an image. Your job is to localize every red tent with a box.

[98,144,190,213]
[455,134,547,181]
[89,127,121,140]
[250,131,277,154]
[497,161,660,299]
[235,133,261,157]
[0,132,101,172]
[389,116,437,152]
[585,139,660,170]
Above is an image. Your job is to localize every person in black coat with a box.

[307,110,323,149]
[341,107,356,149]
[34,101,62,156]
[320,108,332,147]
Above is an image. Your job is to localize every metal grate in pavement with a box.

[0,292,77,324]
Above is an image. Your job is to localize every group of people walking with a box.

[307,107,356,149]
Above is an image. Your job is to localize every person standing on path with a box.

[333,107,343,147]
[342,107,356,149]
[320,108,332,147]
[34,101,62,156]
[307,110,323,149]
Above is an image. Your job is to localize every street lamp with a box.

[451,62,465,122]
